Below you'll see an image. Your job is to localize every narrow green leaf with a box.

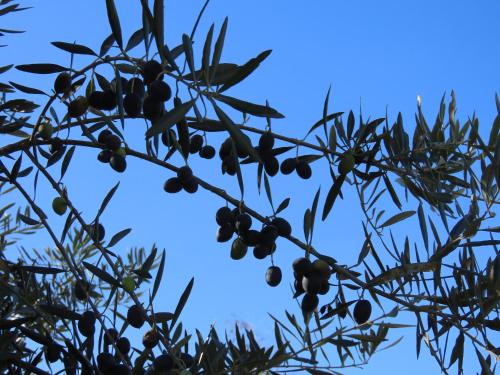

[99,34,115,56]
[210,99,261,163]
[322,174,345,221]
[105,0,123,49]
[18,213,39,226]
[216,94,284,118]
[51,41,96,56]
[16,63,67,74]
[220,49,272,92]
[153,0,164,61]
[125,28,145,51]
[152,250,165,301]
[182,34,196,80]
[379,210,415,228]
[201,24,214,83]
[276,198,290,214]
[107,228,131,247]
[8,81,46,95]
[60,145,75,180]
[170,277,194,329]
[83,261,119,287]
[211,17,228,81]
[145,100,194,139]
[97,182,120,218]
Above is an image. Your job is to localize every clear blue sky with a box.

[2,1,499,373]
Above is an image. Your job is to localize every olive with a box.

[199,145,215,159]
[271,217,292,237]
[318,279,330,295]
[301,273,322,294]
[241,229,260,247]
[253,244,270,259]
[105,134,121,151]
[54,72,72,94]
[98,150,113,163]
[235,213,252,233]
[222,155,237,175]
[259,225,278,244]
[127,305,146,329]
[230,237,248,260]
[180,352,194,368]
[110,77,128,94]
[164,177,183,193]
[102,89,118,110]
[141,60,163,84]
[293,257,312,277]
[113,364,131,375]
[265,266,282,287]
[216,207,234,226]
[103,328,118,346]
[123,93,142,117]
[216,225,234,243]
[182,177,199,194]
[142,96,163,121]
[116,337,131,355]
[338,153,355,175]
[38,122,53,140]
[280,158,296,175]
[259,132,275,152]
[301,293,319,313]
[98,129,112,144]
[126,78,145,96]
[45,343,61,363]
[67,96,88,118]
[89,223,105,242]
[74,280,88,301]
[52,197,67,216]
[312,259,331,280]
[110,154,127,172]
[142,329,159,349]
[189,134,204,154]
[148,80,172,102]
[97,352,116,373]
[177,166,193,182]
[153,354,174,371]
[88,91,106,110]
[49,137,64,154]
[218,138,232,159]
[264,155,279,176]
[296,160,312,179]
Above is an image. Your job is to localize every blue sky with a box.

[2,1,499,373]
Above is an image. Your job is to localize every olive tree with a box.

[0,1,498,374]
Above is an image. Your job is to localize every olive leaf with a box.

[16,63,67,74]
[51,41,96,56]
[105,0,123,49]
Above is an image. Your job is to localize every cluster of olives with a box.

[215,206,292,286]
[280,157,312,179]
[96,129,127,172]
[141,60,172,121]
[218,136,252,175]
[189,133,215,159]
[123,304,195,372]
[163,166,199,194]
[292,257,332,313]
[256,132,279,176]
[54,72,89,118]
